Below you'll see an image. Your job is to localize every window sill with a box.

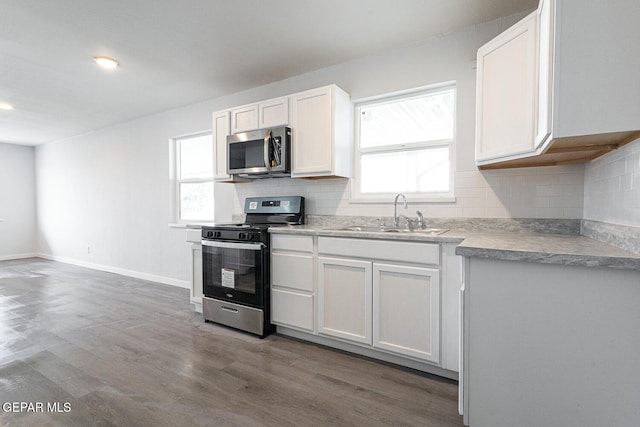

[349,196,456,204]
[168,222,215,228]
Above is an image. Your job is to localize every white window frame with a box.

[351,83,457,203]
[169,130,215,224]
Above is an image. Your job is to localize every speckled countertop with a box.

[268,224,466,243]
[455,232,640,271]
[269,223,640,272]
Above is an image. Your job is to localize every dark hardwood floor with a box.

[0,258,463,426]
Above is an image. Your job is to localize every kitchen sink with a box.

[381,227,449,235]
[328,226,448,235]
[330,226,385,232]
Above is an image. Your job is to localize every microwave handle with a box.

[263,130,272,170]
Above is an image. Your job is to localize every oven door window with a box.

[202,241,265,307]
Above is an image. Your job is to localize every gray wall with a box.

[229,13,584,219]
[0,143,36,259]
[34,12,585,285]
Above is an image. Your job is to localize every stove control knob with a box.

[214,231,221,238]
[206,230,214,238]
[239,232,247,240]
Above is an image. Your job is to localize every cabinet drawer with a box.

[318,237,440,265]
[271,252,314,292]
[271,289,313,332]
[271,234,313,252]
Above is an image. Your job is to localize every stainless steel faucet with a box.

[393,193,407,227]
[416,210,425,229]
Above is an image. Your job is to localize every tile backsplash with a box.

[231,164,584,219]
[584,138,640,227]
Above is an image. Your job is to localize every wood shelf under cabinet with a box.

[479,130,640,170]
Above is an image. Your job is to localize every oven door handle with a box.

[201,240,265,251]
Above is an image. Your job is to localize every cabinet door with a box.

[317,256,372,345]
[213,110,232,181]
[373,263,440,363]
[190,244,203,311]
[259,97,289,128]
[230,104,259,133]
[535,0,553,148]
[475,12,538,163]
[291,87,333,176]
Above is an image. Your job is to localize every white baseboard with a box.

[0,252,39,261]
[36,253,190,289]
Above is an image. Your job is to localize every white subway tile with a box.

[535,207,564,218]
[482,206,513,217]
[562,207,583,218]
[536,185,565,197]
[230,157,588,220]
[426,206,464,217]
[533,197,550,208]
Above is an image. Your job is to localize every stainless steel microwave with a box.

[227,126,291,178]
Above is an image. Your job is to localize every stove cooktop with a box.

[206,196,305,233]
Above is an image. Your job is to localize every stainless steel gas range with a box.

[201,196,304,337]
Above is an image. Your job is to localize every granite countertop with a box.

[455,231,640,271]
[268,224,466,243]
[269,224,640,272]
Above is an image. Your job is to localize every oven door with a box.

[201,240,267,308]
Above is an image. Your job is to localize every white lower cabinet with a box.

[317,237,442,364]
[186,228,204,312]
[373,263,440,364]
[317,256,372,345]
[270,235,315,332]
[461,257,640,426]
[270,233,460,376]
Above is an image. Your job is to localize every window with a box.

[353,84,456,201]
[171,132,214,223]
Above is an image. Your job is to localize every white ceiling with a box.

[0,0,536,146]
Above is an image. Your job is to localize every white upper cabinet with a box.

[230,104,258,134]
[213,85,352,179]
[230,97,289,134]
[475,12,538,163]
[476,0,640,169]
[259,97,289,129]
[290,85,352,178]
[212,110,232,181]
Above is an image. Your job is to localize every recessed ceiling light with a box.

[93,56,119,70]
[0,102,14,110]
